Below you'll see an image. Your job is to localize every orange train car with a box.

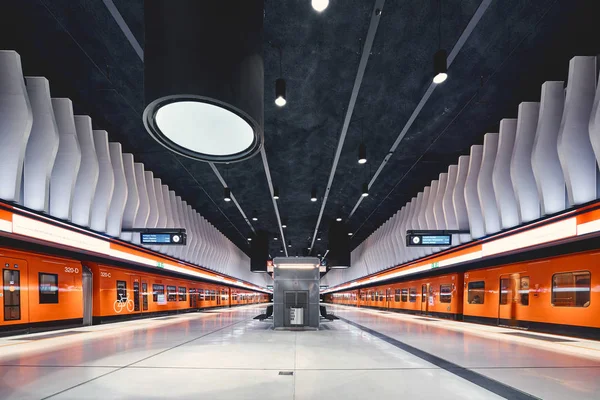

[326,249,600,339]
[1,247,268,335]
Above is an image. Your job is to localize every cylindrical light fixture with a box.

[336,216,342,222]
[224,187,232,202]
[361,182,369,197]
[312,0,329,12]
[252,210,258,221]
[247,236,252,241]
[358,143,367,164]
[288,240,292,248]
[273,186,280,200]
[143,0,264,163]
[282,218,287,228]
[275,78,286,107]
[433,49,448,84]
[274,236,278,240]
[311,188,317,202]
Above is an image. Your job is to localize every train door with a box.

[82,266,93,326]
[216,289,221,306]
[141,281,149,312]
[131,276,141,313]
[498,273,520,327]
[189,288,197,308]
[1,257,28,324]
[421,283,430,314]
[385,289,391,309]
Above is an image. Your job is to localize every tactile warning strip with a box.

[501,331,578,343]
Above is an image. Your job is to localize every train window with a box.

[116,280,127,301]
[179,287,186,301]
[499,278,510,305]
[153,284,164,302]
[467,281,485,304]
[409,288,417,302]
[401,289,408,302]
[133,281,140,311]
[552,271,590,307]
[440,284,452,303]
[167,286,177,302]
[520,276,529,306]
[212,290,217,301]
[39,273,59,304]
[142,282,148,311]
[394,289,401,302]
[379,292,384,302]
[198,289,204,301]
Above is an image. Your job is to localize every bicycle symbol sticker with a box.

[114,293,134,313]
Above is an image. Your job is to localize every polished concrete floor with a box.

[0,304,599,399]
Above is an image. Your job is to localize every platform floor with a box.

[1,304,599,399]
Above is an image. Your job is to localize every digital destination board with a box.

[406,233,452,246]
[140,232,186,245]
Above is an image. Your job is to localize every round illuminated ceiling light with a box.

[143,0,264,163]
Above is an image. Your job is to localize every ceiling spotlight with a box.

[251,210,258,221]
[273,186,280,200]
[336,217,342,222]
[317,236,321,241]
[282,218,287,228]
[275,78,287,107]
[247,237,252,241]
[288,240,292,248]
[274,236,278,241]
[280,248,283,252]
[358,143,367,164]
[312,0,329,12]
[433,49,448,84]
[224,187,231,202]
[348,232,353,236]
[311,188,317,202]
[318,253,322,257]
[361,182,369,197]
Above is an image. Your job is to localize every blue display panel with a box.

[406,233,452,246]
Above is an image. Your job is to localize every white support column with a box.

[71,116,98,227]
[443,165,459,246]
[465,145,485,239]
[557,56,597,206]
[453,156,471,244]
[89,131,114,233]
[434,173,448,231]
[478,133,501,235]
[532,81,566,216]
[512,102,541,223]
[23,77,58,211]
[120,154,139,242]
[106,143,127,238]
[493,119,519,229]
[0,51,32,203]
[49,98,81,221]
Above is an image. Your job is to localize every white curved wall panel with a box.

[413,193,427,259]
[426,180,439,230]
[419,187,433,255]
[89,131,114,233]
[532,81,566,216]
[406,199,418,260]
[453,156,471,244]
[557,56,597,206]
[179,200,190,261]
[161,186,174,256]
[120,154,139,241]
[512,102,541,223]
[590,67,600,169]
[154,180,166,229]
[173,195,185,259]
[493,119,519,229]
[465,145,485,239]
[23,77,58,211]
[71,116,98,227]
[0,51,32,203]
[397,205,408,263]
[133,164,150,229]
[49,98,81,221]
[434,173,448,231]
[144,172,158,229]
[443,165,459,230]
[106,143,127,238]
[478,133,501,235]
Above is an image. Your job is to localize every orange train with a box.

[1,246,268,335]
[325,249,600,339]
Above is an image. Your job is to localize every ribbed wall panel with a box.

[478,133,501,235]
[71,116,98,227]
[120,154,139,242]
[493,119,519,229]
[89,131,114,233]
[106,143,127,238]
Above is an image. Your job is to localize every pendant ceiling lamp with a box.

[143,0,264,163]
[433,0,447,84]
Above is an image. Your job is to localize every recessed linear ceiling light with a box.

[224,187,232,202]
[312,0,329,12]
[143,0,264,163]
[311,188,318,202]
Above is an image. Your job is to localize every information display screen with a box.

[140,232,186,245]
[406,233,452,246]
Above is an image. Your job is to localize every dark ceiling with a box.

[2,1,599,262]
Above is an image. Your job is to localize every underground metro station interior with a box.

[1,0,600,399]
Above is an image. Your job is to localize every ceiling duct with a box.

[143,0,264,163]
[327,221,351,269]
[250,230,269,272]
